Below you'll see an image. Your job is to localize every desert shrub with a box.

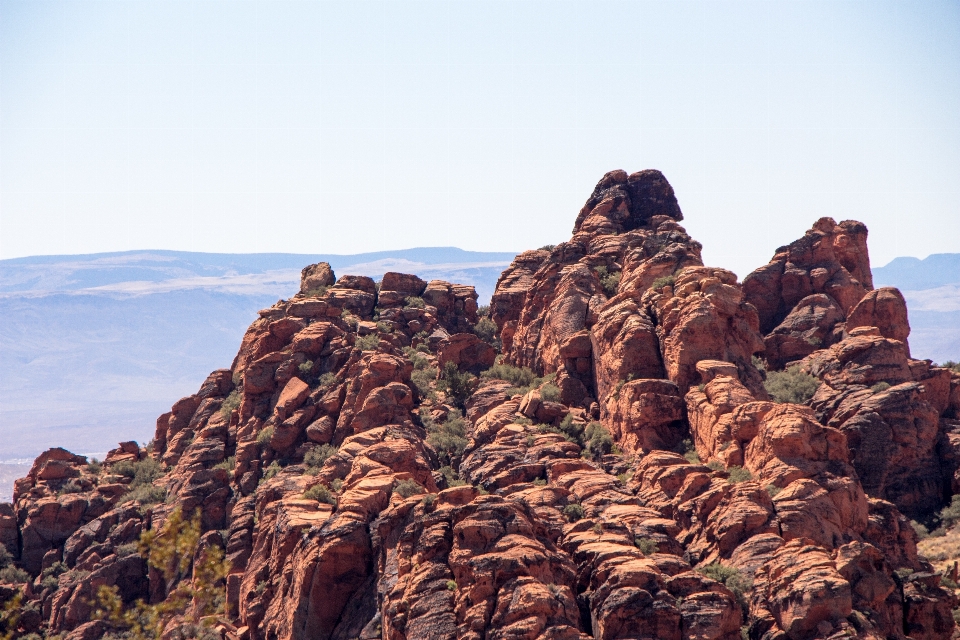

[220,389,241,419]
[481,362,539,393]
[617,472,631,484]
[437,362,475,409]
[539,244,556,251]
[766,484,782,498]
[120,484,167,506]
[473,317,499,346]
[87,458,103,475]
[764,365,820,404]
[540,383,561,402]
[681,439,701,463]
[707,460,724,472]
[303,484,336,505]
[411,365,439,398]
[940,360,960,373]
[393,479,425,499]
[727,466,753,483]
[260,461,281,483]
[911,520,930,539]
[752,355,766,373]
[446,579,457,591]
[594,265,621,297]
[341,311,359,330]
[477,305,490,317]
[651,274,676,290]
[421,493,437,510]
[0,565,30,583]
[424,409,468,467]
[582,422,614,459]
[317,372,339,390]
[563,503,585,522]
[256,426,274,446]
[42,561,67,581]
[116,542,140,556]
[439,465,466,488]
[871,381,891,393]
[404,296,426,309]
[557,414,584,443]
[213,456,235,475]
[0,546,11,569]
[804,335,823,347]
[698,562,752,613]
[930,495,960,535]
[41,574,60,591]
[59,478,85,494]
[298,360,314,377]
[303,445,337,474]
[635,538,659,555]
[533,478,547,486]
[356,334,380,351]
[94,507,229,639]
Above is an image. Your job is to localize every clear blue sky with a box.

[1,0,958,279]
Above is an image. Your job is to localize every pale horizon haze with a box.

[1,0,959,280]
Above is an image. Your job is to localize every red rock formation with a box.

[2,170,955,640]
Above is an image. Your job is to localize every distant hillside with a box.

[873,253,960,363]
[0,248,516,478]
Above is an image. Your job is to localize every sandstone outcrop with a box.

[1,170,955,640]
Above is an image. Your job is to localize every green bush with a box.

[911,520,930,539]
[727,466,753,483]
[766,484,782,498]
[356,334,380,351]
[540,383,561,402]
[114,457,164,503]
[87,458,103,475]
[698,562,752,614]
[539,244,556,251]
[220,389,242,419]
[318,372,339,389]
[563,503,585,522]
[583,422,614,460]
[304,445,337,474]
[871,381,891,393]
[681,439,700,464]
[298,360,314,376]
[260,461,282,483]
[257,426,275,446]
[764,365,820,404]
[424,409,468,467]
[404,296,426,309]
[594,265,621,297]
[0,565,30,583]
[446,579,458,591]
[411,366,439,398]
[119,483,167,506]
[635,537,659,555]
[439,465,466,487]
[213,456,235,473]
[473,317,499,346]
[0,545,12,569]
[303,483,337,505]
[437,362,475,409]
[59,478,84,494]
[393,479,425,499]
[651,274,676,290]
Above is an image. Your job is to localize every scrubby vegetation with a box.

[219,389,241,420]
[634,538,659,555]
[423,409,468,467]
[727,466,753,483]
[303,483,337,505]
[393,479,425,499]
[115,458,167,506]
[594,265,621,297]
[404,296,426,309]
[582,421,615,460]
[651,274,676,290]
[697,562,752,615]
[540,383,561,402]
[437,362,475,409]
[356,334,380,351]
[473,316,499,346]
[303,445,337,475]
[871,381,891,393]
[480,361,555,397]
[764,365,820,404]
[261,461,282,483]
[94,507,230,639]
[257,426,275,446]
[563,503,585,522]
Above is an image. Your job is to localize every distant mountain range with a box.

[872,253,960,365]
[0,249,515,481]
[0,248,956,501]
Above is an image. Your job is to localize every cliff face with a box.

[1,170,959,640]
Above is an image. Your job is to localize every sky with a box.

[1,0,958,281]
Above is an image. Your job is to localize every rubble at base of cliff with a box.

[2,169,959,640]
